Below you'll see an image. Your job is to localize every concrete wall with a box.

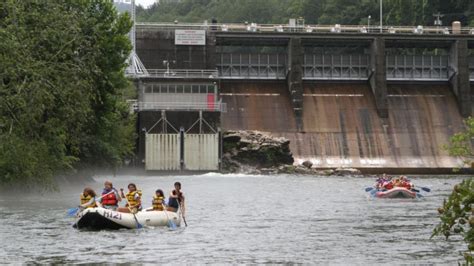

[136,29,215,69]
[449,40,471,117]
[221,81,465,170]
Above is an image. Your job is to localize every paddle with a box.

[67,207,81,216]
[411,187,430,193]
[370,189,377,197]
[420,187,431,192]
[179,202,188,227]
[123,198,143,229]
[127,205,143,229]
[67,190,114,217]
[365,187,374,192]
[162,204,177,230]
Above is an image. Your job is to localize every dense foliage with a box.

[138,0,474,26]
[432,117,474,263]
[0,0,135,187]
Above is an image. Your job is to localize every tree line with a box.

[137,0,474,27]
[0,0,135,188]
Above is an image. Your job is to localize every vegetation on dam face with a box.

[0,1,135,188]
[137,0,474,26]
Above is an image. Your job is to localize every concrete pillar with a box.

[206,32,217,70]
[136,79,146,165]
[369,37,388,118]
[136,79,144,102]
[287,37,304,131]
[449,39,471,117]
[137,111,146,165]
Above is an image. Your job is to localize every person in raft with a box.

[149,189,166,211]
[118,183,142,213]
[375,174,391,190]
[98,180,121,210]
[79,187,98,209]
[168,182,185,214]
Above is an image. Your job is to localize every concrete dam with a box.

[133,22,474,172]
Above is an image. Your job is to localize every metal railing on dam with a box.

[136,101,227,112]
[135,22,474,83]
[386,55,450,81]
[215,53,456,81]
[217,53,287,80]
[303,54,370,80]
[137,22,474,35]
[146,69,219,79]
[135,57,472,82]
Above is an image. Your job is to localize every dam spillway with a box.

[220,82,464,170]
[133,22,474,171]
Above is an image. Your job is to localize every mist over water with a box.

[0,174,466,264]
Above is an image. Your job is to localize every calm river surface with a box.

[0,174,467,264]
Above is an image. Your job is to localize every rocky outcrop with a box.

[222,131,294,173]
[301,160,313,169]
[222,130,363,176]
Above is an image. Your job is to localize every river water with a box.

[0,174,467,264]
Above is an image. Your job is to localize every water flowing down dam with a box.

[132,22,474,172]
[221,82,464,170]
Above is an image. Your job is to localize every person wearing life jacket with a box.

[399,176,413,189]
[150,189,166,211]
[118,183,142,214]
[375,174,390,190]
[382,178,394,190]
[79,187,97,209]
[392,178,402,188]
[167,182,185,214]
[98,180,121,210]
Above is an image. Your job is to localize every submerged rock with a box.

[334,167,362,176]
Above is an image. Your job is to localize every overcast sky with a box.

[136,0,155,8]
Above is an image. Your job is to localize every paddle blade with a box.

[183,217,188,227]
[421,187,431,192]
[168,220,177,230]
[137,223,143,229]
[67,207,79,216]
[365,187,374,192]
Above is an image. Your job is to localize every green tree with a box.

[137,0,474,27]
[0,0,135,188]
[432,117,474,263]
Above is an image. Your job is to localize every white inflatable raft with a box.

[73,207,181,230]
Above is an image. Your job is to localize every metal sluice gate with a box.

[144,111,221,171]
